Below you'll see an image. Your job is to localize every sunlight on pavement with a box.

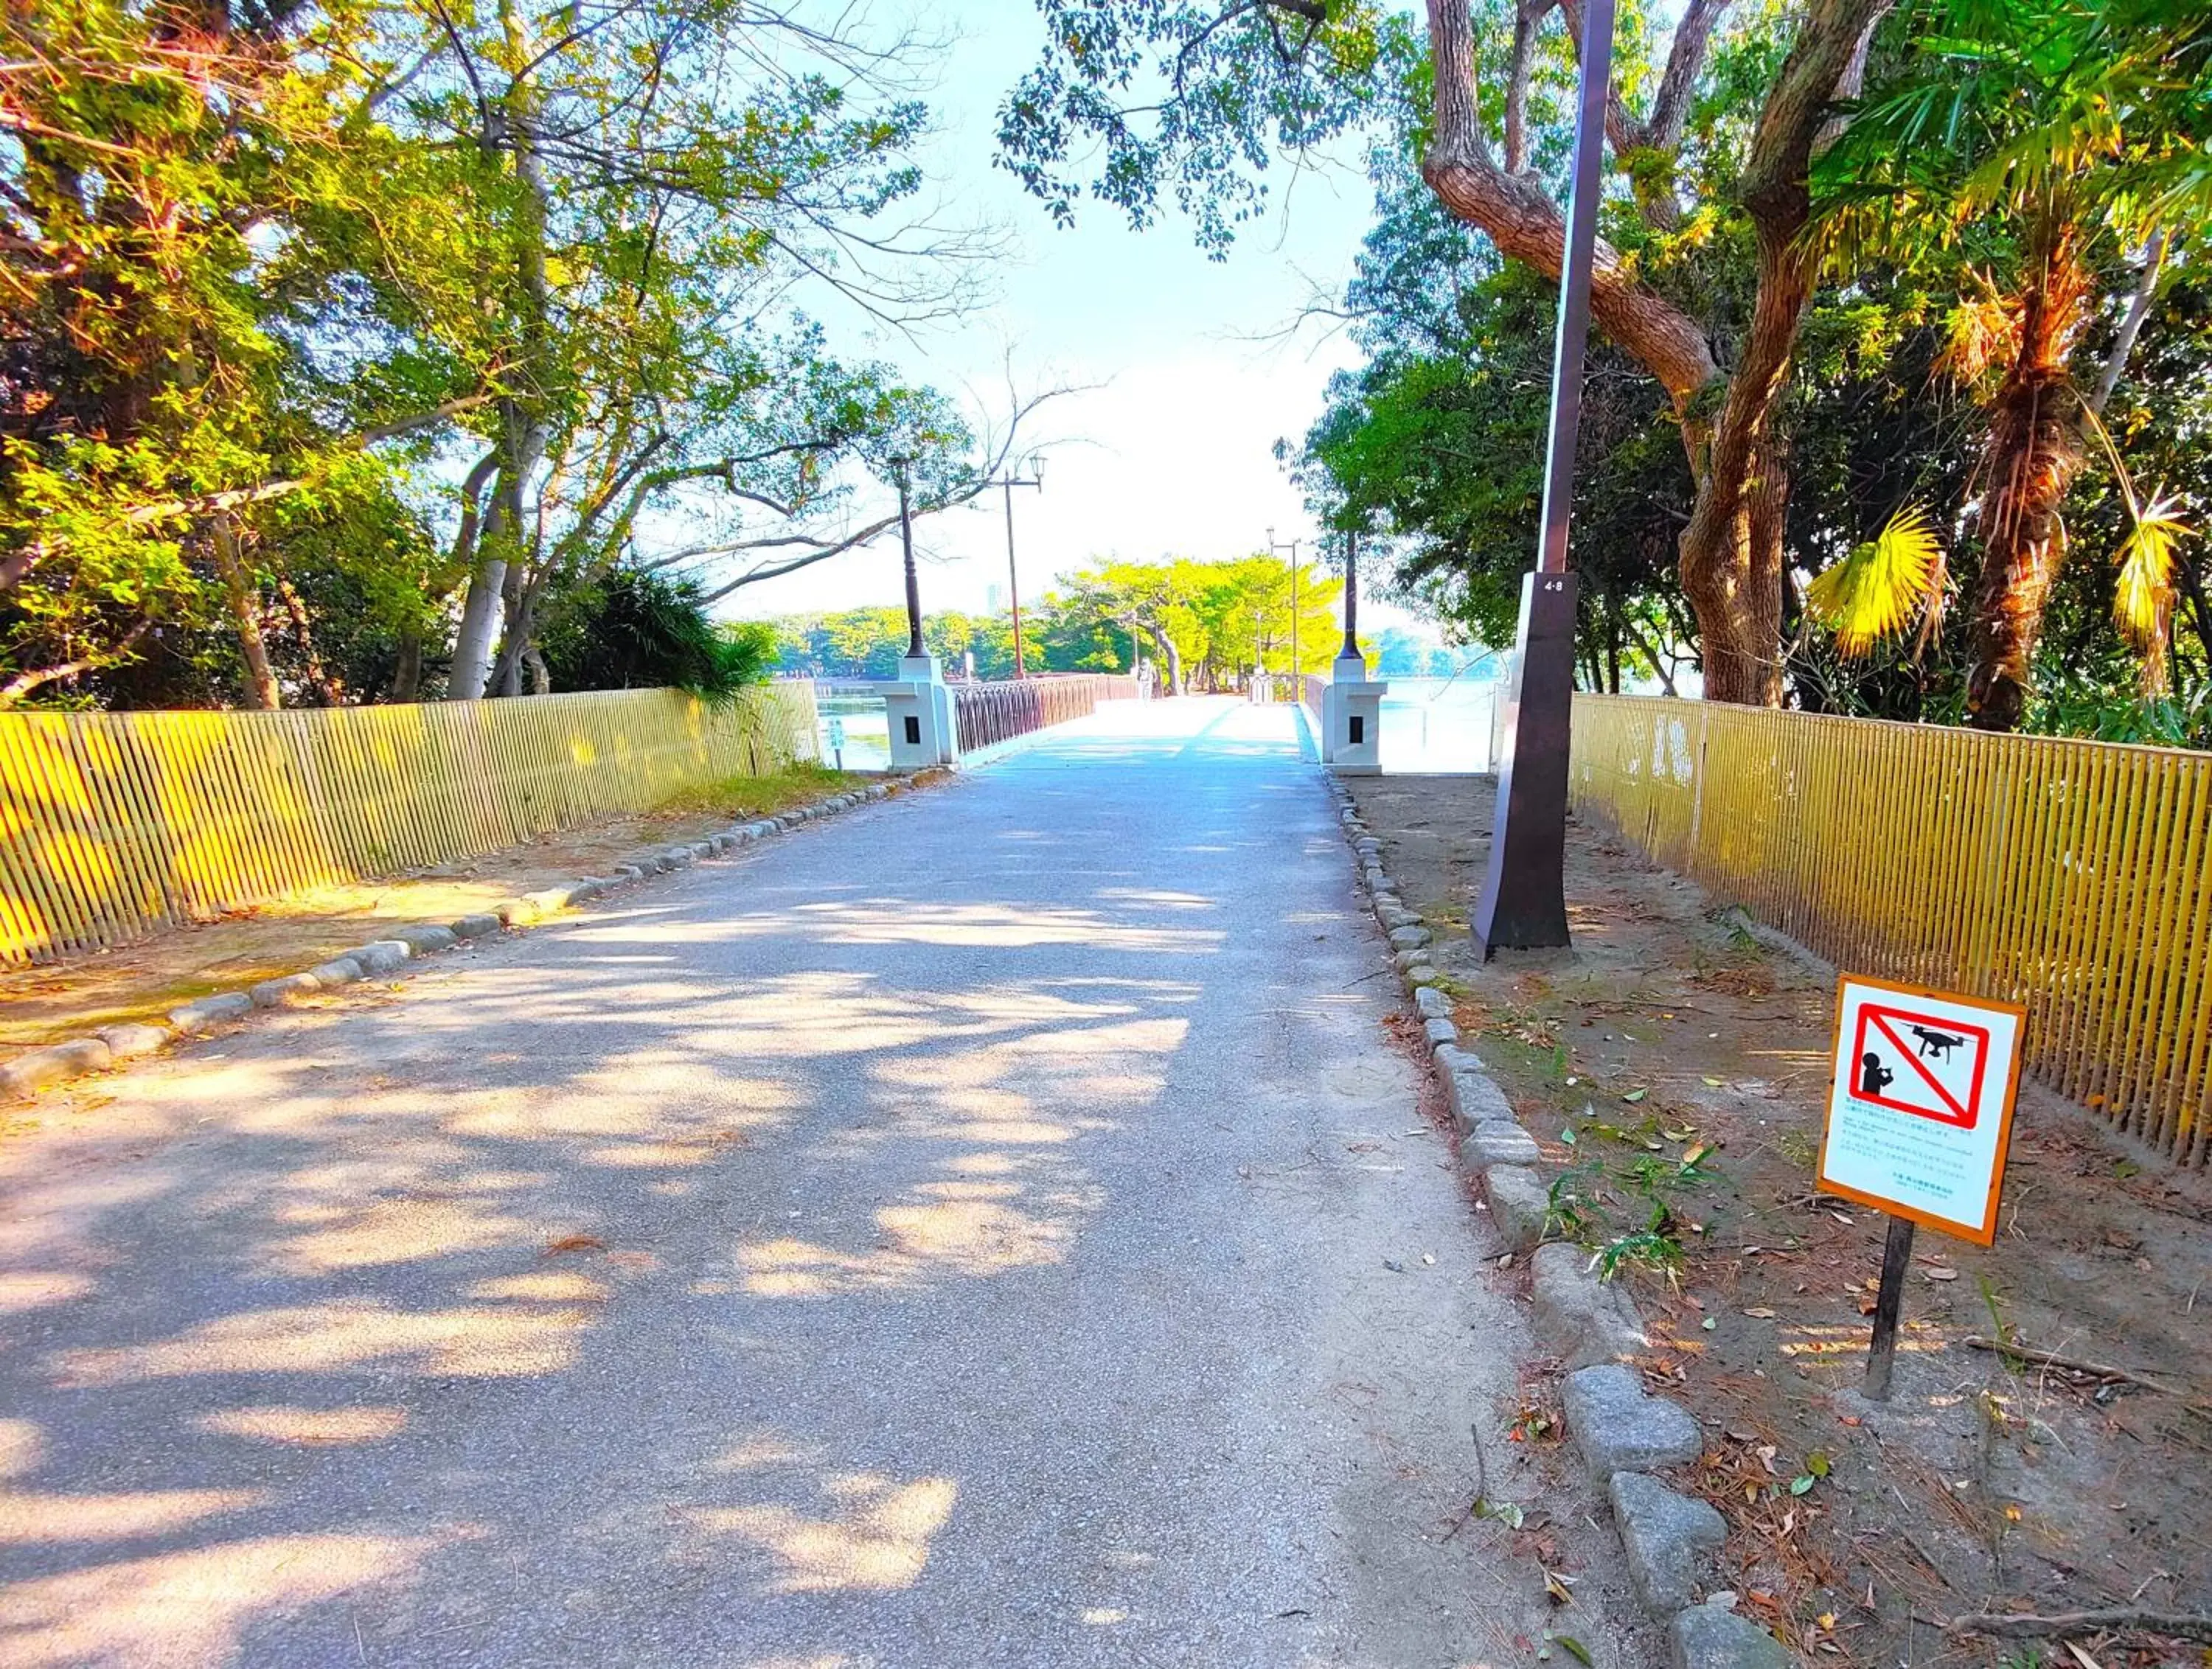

[0,1530,455,1668]
[683,1472,959,1595]
[52,1297,602,1386]
[190,1405,411,1446]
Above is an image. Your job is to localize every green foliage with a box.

[0,0,979,709]
[540,569,771,700]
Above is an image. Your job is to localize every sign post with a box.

[1817,975,2027,1400]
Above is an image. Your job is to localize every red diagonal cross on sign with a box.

[1869,1008,1971,1121]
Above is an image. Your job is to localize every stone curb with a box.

[1,773,930,1104]
[1318,769,1747,1654]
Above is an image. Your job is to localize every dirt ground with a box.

[1352,773,2212,1669]
[1,764,870,1054]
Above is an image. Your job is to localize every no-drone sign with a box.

[1818,975,2026,1246]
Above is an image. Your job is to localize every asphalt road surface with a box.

[0,699,1635,1668]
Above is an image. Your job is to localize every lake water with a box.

[1376,677,1500,773]
[817,694,891,772]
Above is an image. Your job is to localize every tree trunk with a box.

[210,515,280,710]
[1965,223,2092,732]
[278,576,344,705]
[1147,625,1183,694]
[392,631,423,701]
[1680,433,1790,704]
[450,0,554,700]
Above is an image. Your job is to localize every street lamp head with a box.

[1027,452,1045,487]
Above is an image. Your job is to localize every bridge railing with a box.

[952,675,1138,753]
[0,683,819,967]
[1570,695,2212,1164]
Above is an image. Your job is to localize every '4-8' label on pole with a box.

[1818,975,2026,1246]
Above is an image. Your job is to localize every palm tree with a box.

[1812,0,2211,727]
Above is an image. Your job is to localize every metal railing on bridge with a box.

[1570,696,2212,1165]
[952,675,1138,753]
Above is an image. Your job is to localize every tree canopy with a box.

[1,0,1026,708]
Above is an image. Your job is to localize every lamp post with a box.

[892,456,924,658]
[1470,0,1615,957]
[1340,526,1361,661]
[1267,526,1302,683]
[990,456,1043,677]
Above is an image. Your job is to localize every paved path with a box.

[0,700,1623,1668]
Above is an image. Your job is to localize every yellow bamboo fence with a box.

[0,682,820,968]
[1569,697,2212,1165]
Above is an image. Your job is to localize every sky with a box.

[716,0,1436,641]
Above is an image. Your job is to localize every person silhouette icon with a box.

[1859,1051,1893,1098]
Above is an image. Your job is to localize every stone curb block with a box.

[1423,1016,1459,1048]
[1386,925,1430,952]
[347,941,412,975]
[1670,1600,1793,1669]
[0,776,921,1105]
[170,992,254,1034]
[0,1039,111,1096]
[1563,1364,1703,1481]
[1413,985,1452,1020]
[251,972,321,1008]
[1612,1471,1728,1615]
[97,1023,170,1060]
[1534,1244,1651,1370]
[1484,1165,1549,1253]
[1464,1120,1544,1167]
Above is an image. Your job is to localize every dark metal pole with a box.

[897,469,924,659]
[1863,1215,1918,1401]
[1004,478,1028,677]
[1470,0,1613,958]
[1340,529,1360,661]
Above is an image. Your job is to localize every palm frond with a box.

[1805,506,1946,658]
[1933,290,2018,391]
[2113,493,2190,695]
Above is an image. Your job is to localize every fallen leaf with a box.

[1742,1306,1776,1319]
[1790,1474,1816,1496]
[1622,1088,1648,1104]
[1703,1076,1726,1087]
[1543,1569,1576,1606]
[1554,1635,1594,1666]
[1701,1317,1717,1331]
[2065,1642,2104,1669]
[543,1234,606,1256]
[1923,1266,1960,1282]
[1806,1450,1831,1477]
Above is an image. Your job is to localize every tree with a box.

[1,0,997,710]
[540,569,773,697]
[1813,0,2212,729]
[998,0,1893,704]
[0,0,448,707]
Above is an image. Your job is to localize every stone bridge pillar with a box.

[883,654,959,767]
